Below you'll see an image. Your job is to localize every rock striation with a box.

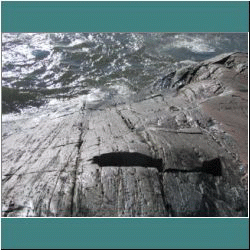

[2,52,248,217]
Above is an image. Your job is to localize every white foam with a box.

[47,83,62,89]
[163,34,216,53]
[69,39,84,47]
[30,33,53,51]
[82,48,90,52]
[86,88,106,102]
[110,84,131,96]
[88,34,93,41]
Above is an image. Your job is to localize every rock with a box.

[1,52,248,217]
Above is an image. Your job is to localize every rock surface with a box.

[2,52,248,217]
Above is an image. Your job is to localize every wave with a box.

[1,33,248,114]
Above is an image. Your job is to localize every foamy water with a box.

[2,32,248,118]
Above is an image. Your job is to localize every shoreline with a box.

[2,52,248,217]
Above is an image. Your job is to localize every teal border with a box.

[1,218,249,249]
[1,1,249,249]
[1,1,249,32]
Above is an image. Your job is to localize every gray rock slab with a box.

[2,53,248,217]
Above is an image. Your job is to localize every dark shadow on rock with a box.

[89,152,163,172]
[164,158,222,177]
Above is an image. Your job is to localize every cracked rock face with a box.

[2,52,248,217]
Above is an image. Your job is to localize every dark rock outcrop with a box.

[2,52,248,217]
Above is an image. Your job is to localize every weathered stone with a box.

[2,52,248,217]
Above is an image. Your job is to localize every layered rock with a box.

[2,52,248,217]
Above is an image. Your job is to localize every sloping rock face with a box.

[2,52,248,217]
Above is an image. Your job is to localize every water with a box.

[1,33,248,115]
